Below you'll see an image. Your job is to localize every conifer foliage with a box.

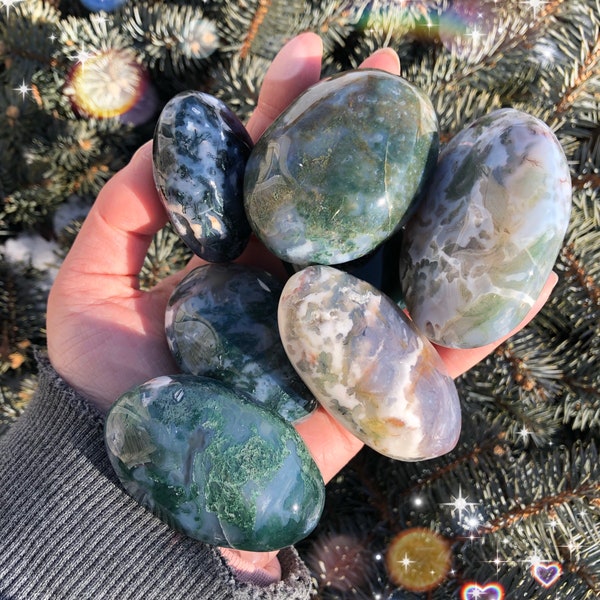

[1,0,599,596]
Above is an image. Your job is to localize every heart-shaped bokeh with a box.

[461,582,505,600]
[531,561,562,588]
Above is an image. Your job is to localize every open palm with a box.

[46,32,557,584]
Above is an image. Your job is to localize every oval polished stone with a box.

[278,266,461,461]
[165,263,317,422]
[153,91,253,262]
[105,375,325,551]
[400,108,572,349]
[244,69,439,265]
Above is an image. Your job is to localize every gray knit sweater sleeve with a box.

[0,355,314,600]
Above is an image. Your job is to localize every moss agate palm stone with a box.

[278,266,461,461]
[105,375,325,551]
[244,69,439,265]
[165,263,317,422]
[153,91,253,262]
[400,108,572,348]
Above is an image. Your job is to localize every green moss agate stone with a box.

[278,266,461,461]
[400,108,572,349]
[105,375,325,551]
[165,263,317,422]
[244,69,439,265]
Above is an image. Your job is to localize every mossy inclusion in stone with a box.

[165,264,317,422]
[244,69,439,265]
[278,266,461,461]
[400,108,572,348]
[153,91,253,262]
[105,375,325,551]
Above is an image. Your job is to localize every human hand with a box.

[46,32,558,585]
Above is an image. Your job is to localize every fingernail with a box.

[129,141,153,174]
[358,46,401,76]
[372,47,400,61]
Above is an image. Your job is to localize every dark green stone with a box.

[244,69,439,265]
[105,375,325,551]
[165,263,317,422]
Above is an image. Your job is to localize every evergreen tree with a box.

[1,0,598,597]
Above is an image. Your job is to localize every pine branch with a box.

[0,259,47,376]
[119,2,219,77]
[139,224,192,291]
[554,26,600,117]
[455,442,600,598]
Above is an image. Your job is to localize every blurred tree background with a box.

[1,0,598,597]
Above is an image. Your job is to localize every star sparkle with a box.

[13,80,30,100]
[1,0,24,17]
[72,44,94,68]
[561,538,582,557]
[517,425,531,442]
[521,0,549,18]
[487,548,509,574]
[442,486,478,521]
[399,552,414,570]
[466,25,483,44]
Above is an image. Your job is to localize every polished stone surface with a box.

[105,375,325,551]
[244,69,438,265]
[278,266,461,461]
[165,264,317,422]
[400,108,572,348]
[153,91,252,262]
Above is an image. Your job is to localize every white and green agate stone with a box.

[278,265,461,461]
[105,375,325,551]
[153,91,253,262]
[244,69,439,265]
[400,108,572,349]
[165,263,317,422]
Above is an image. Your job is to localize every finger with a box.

[359,47,401,74]
[434,272,559,378]
[60,141,165,285]
[295,407,364,484]
[245,32,324,142]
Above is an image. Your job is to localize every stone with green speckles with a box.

[400,108,572,349]
[244,69,439,265]
[105,375,325,551]
[165,263,317,422]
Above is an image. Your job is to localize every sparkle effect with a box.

[461,582,505,600]
[442,486,478,521]
[385,528,452,592]
[72,44,93,69]
[531,561,563,588]
[13,80,30,100]
[517,425,531,441]
[486,547,508,574]
[1,0,24,17]
[521,0,549,18]
[64,48,154,123]
[180,18,220,59]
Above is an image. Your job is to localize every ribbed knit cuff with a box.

[0,353,313,600]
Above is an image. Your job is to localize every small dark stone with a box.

[153,91,253,262]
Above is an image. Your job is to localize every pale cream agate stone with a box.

[278,265,461,461]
